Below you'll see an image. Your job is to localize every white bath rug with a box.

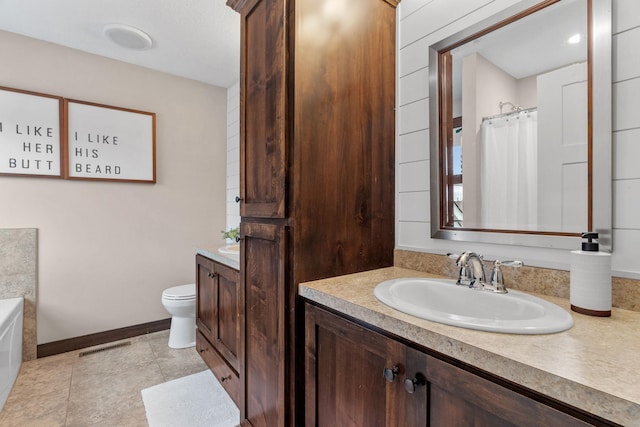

[142,370,239,427]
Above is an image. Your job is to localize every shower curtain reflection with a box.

[480,110,537,230]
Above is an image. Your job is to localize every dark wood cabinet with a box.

[304,302,428,426]
[236,0,287,220]
[240,222,287,427]
[304,303,605,427]
[227,0,398,425]
[196,254,242,406]
[196,255,216,340]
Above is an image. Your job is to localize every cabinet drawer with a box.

[196,331,240,407]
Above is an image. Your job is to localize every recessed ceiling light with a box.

[567,33,581,44]
[103,24,154,50]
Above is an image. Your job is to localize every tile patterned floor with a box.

[0,330,208,426]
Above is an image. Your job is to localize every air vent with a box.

[78,341,132,357]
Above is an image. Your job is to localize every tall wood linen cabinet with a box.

[226,0,398,425]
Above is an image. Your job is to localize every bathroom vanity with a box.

[195,252,241,406]
[300,267,640,426]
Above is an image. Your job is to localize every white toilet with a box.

[161,284,196,349]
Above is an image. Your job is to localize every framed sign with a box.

[0,86,63,177]
[65,100,156,182]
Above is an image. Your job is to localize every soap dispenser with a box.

[570,232,611,317]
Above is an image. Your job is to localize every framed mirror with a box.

[429,0,611,250]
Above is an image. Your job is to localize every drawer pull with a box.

[404,374,426,394]
[221,375,232,383]
[383,366,400,383]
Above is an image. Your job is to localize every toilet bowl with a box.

[161,284,196,349]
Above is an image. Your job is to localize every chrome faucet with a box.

[448,253,522,293]
[450,252,486,289]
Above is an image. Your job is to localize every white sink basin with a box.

[374,278,573,334]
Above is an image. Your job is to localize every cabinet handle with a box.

[199,347,206,353]
[383,366,400,383]
[221,375,232,382]
[235,196,242,203]
[235,236,242,243]
[208,272,218,278]
[403,374,426,394]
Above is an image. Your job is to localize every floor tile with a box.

[1,330,210,426]
[0,388,68,426]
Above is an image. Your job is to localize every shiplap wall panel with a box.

[399,39,430,77]
[398,0,435,20]
[398,160,430,192]
[397,221,431,247]
[613,79,640,132]
[399,68,429,106]
[613,128,640,180]
[399,0,515,48]
[398,99,429,134]
[613,27,640,82]
[614,180,640,229]
[613,0,640,33]
[399,192,431,222]
[611,0,640,274]
[398,129,430,164]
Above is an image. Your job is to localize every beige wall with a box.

[0,30,227,344]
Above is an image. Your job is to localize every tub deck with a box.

[0,297,24,411]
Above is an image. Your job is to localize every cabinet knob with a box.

[221,375,232,382]
[235,196,243,203]
[403,374,426,394]
[207,272,218,278]
[199,347,206,353]
[235,236,242,243]
[383,366,400,383]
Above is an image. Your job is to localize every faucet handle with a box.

[499,260,523,268]
[488,260,523,293]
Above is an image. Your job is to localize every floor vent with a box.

[78,340,132,357]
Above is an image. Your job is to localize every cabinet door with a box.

[195,254,216,342]
[237,0,287,219]
[241,222,287,427]
[425,355,593,427]
[293,0,397,282]
[304,304,428,427]
[213,262,241,373]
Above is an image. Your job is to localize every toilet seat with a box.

[162,284,196,301]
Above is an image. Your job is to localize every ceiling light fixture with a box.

[103,24,154,50]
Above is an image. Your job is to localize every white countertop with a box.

[196,247,239,270]
[299,267,640,426]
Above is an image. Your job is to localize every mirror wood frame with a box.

[428,0,612,251]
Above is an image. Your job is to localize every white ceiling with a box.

[0,0,241,88]
[450,0,587,104]
[452,0,587,80]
